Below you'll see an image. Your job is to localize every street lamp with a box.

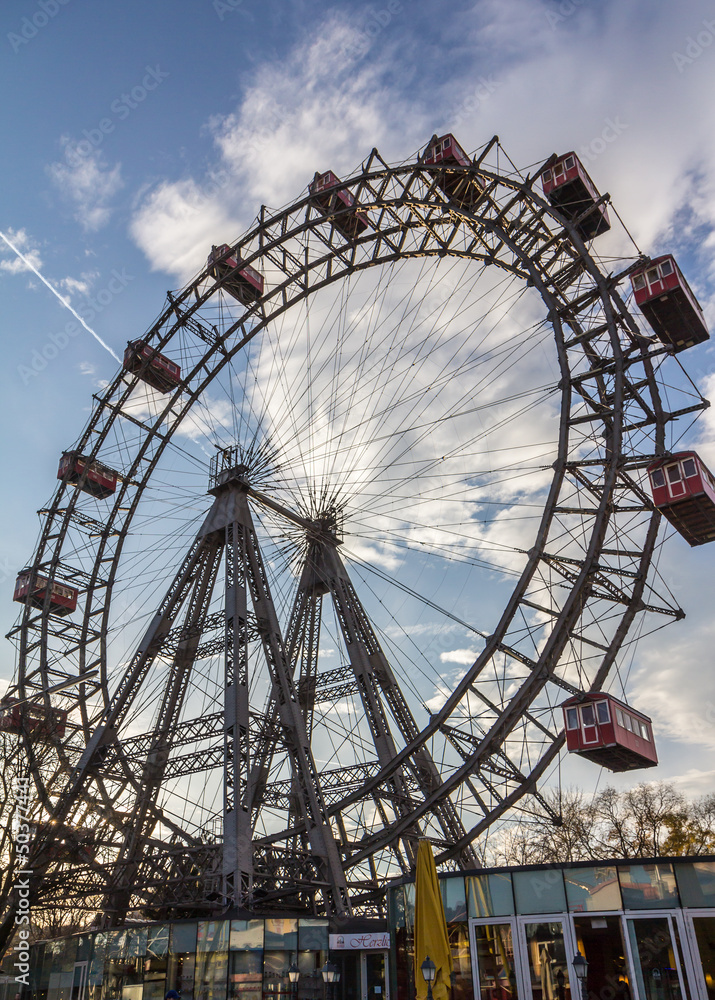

[421,957,437,1000]
[288,963,300,998]
[321,961,338,1000]
[572,953,588,1000]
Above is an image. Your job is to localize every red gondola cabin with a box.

[561,693,657,772]
[648,451,715,546]
[207,245,264,305]
[58,451,118,499]
[14,570,78,617]
[0,698,67,740]
[309,171,370,240]
[541,153,610,240]
[423,133,484,207]
[123,340,181,393]
[630,256,710,353]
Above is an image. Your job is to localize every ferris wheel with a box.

[1,134,710,943]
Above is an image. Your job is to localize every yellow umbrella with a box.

[414,839,454,1000]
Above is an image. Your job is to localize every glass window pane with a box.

[683,459,697,477]
[564,157,575,169]
[388,886,406,930]
[264,919,298,951]
[633,274,646,290]
[619,864,679,909]
[675,862,715,907]
[298,919,328,951]
[564,867,621,912]
[513,870,567,914]
[441,877,467,921]
[147,926,170,959]
[171,923,198,955]
[596,702,610,724]
[448,923,472,1000]
[195,949,229,1000]
[198,922,230,954]
[76,935,93,963]
[692,917,715,1000]
[230,921,264,952]
[523,922,571,1000]
[566,708,579,730]
[660,260,674,276]
[581,705,595,726]
[572,916,629,1000]
[167,952,196,1000]
[228,951,262,1000]
[263,951,296,992]
[468,874,515,917]
[667,465,682,483]
[127,928,148,959]
[472,923,518,1000]
[106,930,127,962]
[651,469,665,488]
[405,881,416,929]
[626,918,683,1000]
[647,268,659,284]
[616,709,625,727]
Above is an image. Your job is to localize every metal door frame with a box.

[675,908,713,1000]
[71,960,88,1000]
[360,949,390,1000]
[469,915,528,1000]
[516,913,580,1000]
[621,910,695,1000]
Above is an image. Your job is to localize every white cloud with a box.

[48,139,123,232]
[0,227,42,274]
[440,648,477,665]
[129,12,427,281]
[57,271,98,299]
[630,616,715,752]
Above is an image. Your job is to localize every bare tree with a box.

[486,783,715,865]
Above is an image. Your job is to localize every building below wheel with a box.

[3,856,714,1000]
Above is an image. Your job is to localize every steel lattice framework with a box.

[0,137,707,952]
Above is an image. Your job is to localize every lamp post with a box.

[556,968,565,1000]
[321,961,338,1000]
[421,957,437,1000]
[572,953,589,1000]
[288,963,300,999]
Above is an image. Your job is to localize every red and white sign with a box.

[329,932,390,951]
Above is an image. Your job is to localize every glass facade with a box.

[388,858,715,1000]
[10,858,715,1000]
[11,920,329,1000]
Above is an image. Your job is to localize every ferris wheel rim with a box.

[11,141,674,890]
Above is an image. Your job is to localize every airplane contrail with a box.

[0,229,121,362]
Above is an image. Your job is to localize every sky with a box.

[1,0,715,824]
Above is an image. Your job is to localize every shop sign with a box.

[329,932,390,950]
